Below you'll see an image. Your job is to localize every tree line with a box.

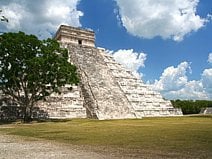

[171,100,212,114]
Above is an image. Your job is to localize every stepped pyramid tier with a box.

[38,25,181,119]
[36,85,86,119]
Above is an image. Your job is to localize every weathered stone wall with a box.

[0,85,87,120]
[67,45,137,119]
[51,43,181,119]
[101,50,182,117]
[200,108,212,114]
[36,85,86,119]
[55,25,95,47]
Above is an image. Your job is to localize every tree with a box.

[0,32,79,122]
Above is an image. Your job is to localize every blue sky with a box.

[0,0,211,100]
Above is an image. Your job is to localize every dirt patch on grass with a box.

[1,133,211,159]
[0,134,117,159]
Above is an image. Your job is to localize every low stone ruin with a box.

[200,108,212,114]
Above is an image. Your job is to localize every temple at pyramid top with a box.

[54,25,95,47]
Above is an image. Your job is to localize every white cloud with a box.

[201,68,212,96]
[116,0,208,41]
[109,49,147,78]
[151,62,211,100]
[153,62,191,91]
[1,3,25,30]
[162,80,208,100]
[0,0,83,39]
[208,53,212,64]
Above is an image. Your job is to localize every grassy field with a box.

[0,116,212,158]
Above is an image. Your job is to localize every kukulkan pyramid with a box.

[37,25,182,119]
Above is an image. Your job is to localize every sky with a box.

[0,0,211,100]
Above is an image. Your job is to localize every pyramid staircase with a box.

[64,45,182,119]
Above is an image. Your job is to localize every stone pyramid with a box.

[37,25,182,119]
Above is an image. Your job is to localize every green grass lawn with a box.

[0,116,212,158]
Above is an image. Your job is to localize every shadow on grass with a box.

[36,118,72,123]
[1,115,211,125]
[0,120,16,125]
[0,118,72,125]
[186,114,212,118]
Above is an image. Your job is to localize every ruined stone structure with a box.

[200,107,212,114]
[37,25,182,119]
[0,25,182,120]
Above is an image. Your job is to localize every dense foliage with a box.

[0,32,79,122]
[171,100,212,114]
